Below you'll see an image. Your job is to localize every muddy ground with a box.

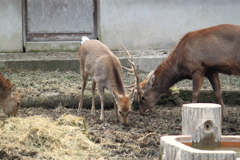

[1,70,240,159]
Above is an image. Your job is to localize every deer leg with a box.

[77,73,88,114]
[207,73,228,119]
[96,83,105,121]
[91,79,96,116]
[192,73,204,103]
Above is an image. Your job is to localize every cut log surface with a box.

[182,103,222,144]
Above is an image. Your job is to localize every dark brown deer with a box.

[77,37,137,125]
[134,24,240,119]
[0,73,21,117]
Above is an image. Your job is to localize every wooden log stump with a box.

[182,103,222,144]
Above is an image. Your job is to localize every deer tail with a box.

[81,36,90,44]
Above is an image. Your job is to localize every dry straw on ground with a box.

[0,114,107,159]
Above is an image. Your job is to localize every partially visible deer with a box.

[133,24,240,119]
[77,36,136,125]
[0,73,21,117]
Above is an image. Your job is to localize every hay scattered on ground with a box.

[0,114,107,159]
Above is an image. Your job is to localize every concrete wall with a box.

[0,0,22,52]
[1,0,240,52]
[99,0,240,50]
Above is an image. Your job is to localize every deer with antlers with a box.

[0,73,21,117]
[130,24,240,119]
[77,37,137,125]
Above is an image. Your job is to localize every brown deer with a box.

[77,37,136,125]
[133,24,240,119]
[0,73,21,117]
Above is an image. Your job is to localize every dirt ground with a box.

[4,105,240,160]
[1,70,240,159]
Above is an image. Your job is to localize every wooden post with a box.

[182,103,222,144]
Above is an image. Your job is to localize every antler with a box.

[120,44,143,96]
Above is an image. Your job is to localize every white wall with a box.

[99,0,240,50]
[0,0,22,52]
[1,0,240,52]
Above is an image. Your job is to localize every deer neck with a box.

[154,54,182,94]
[107,67,126,96]
[110,79,126,96]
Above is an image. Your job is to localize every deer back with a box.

[79,40,126,95]
[174,24,240,75]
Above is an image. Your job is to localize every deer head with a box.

[113,89,135,125]
[137,71,160,114]
[120,44,154,115]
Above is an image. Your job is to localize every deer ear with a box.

[146,71,155,86]
[112,89,121,102]
[146,74,155,88]
[11,84,17,92]
[127,89,135,101]
[149,74,155,85]
[146,71,154,78]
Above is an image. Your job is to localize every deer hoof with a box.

[91,110,96,116]
[222,111,229,122]
[100,115,104,121]
[222,115,229,122]
[77,108,82,115]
